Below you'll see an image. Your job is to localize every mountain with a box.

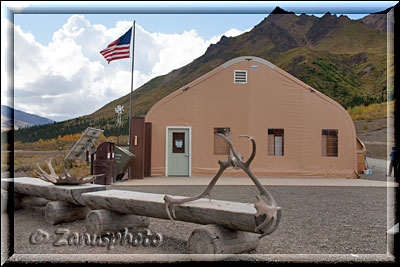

[89,7,388,117]
[1,105,54,131]
[13,6,393,143]
[359,7,393,32]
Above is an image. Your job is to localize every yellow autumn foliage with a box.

[347,101,392,121]
[14,133,127,151]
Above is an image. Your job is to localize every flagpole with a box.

[129,21,135,152]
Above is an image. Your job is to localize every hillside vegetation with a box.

[347,101,392,121]
[13,8,391,143]
[5,133,129,176]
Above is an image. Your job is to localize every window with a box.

[214,128,231,155]
[322,129,338,157]
[234,70,247,84]
[268,129,284,156]
[172,132,185,154]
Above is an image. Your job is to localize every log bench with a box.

[1,177,106,225]
[81,189,281,254]
[1,178,281,254]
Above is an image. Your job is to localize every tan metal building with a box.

[145,56,359,178]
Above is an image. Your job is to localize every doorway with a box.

[166,127,191,176]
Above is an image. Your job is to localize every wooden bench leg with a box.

[13,192,25,211]
[45,201,90,225]
[85,209,151,236]
[13,192,49,210]
[20,195,49,208]
[187,224,260,254]
[1,190,50,212]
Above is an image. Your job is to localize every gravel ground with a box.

[4,183,390,257]
[2,167,394,259]
[360,162,389,181]
[364,144,388,160]
[354,118,392,160]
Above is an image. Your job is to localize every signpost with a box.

[115,105,124,145]
[65,127,104,174]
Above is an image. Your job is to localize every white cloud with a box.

[1,1,43,12]
[1,11,14,108]
[150,29,209,75]
[12,15,246,121]
[208,27,251,44]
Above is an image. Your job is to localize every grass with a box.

[8,134,130,177]
[313,21,387,54]
[32,152,91,179]
[347,101,392,121]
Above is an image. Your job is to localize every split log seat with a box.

[1,177,106,225]
[81,189,276,254]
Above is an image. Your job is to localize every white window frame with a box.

[234,70,247,84]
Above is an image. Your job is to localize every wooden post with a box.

[130,117,145,179]
[45,201,90,225]
[12,192,24,211]
[144,122,152,177]
[85,209,150,236]
[0,189,27,211]
[14,193,49,210]
[90,153,95,175]
[187,224,260,254]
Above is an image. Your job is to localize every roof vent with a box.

[234,70,247,84]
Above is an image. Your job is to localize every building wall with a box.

[356,138,367,173]
[145,56,358,178]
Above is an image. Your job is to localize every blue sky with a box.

[1,1,397,121]
[14,14,271,45]
[11,1,396,45]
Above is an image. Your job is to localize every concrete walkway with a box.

[366,157,388,173]
[113,175,398,188]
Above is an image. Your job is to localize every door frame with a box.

[165,126,192,177]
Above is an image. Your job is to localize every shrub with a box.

[347,101,389,121]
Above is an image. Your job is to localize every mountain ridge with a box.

[1,105,54,131]
[13,6,393,143]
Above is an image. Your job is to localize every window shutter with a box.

[268,129,284,156]
[214,128,231,155]
[274,136,283,156]
[322,129,338,157]
[268,133,275,156]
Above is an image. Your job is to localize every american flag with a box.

[100,27,132,63]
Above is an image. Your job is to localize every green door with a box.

[167,128,189,176]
